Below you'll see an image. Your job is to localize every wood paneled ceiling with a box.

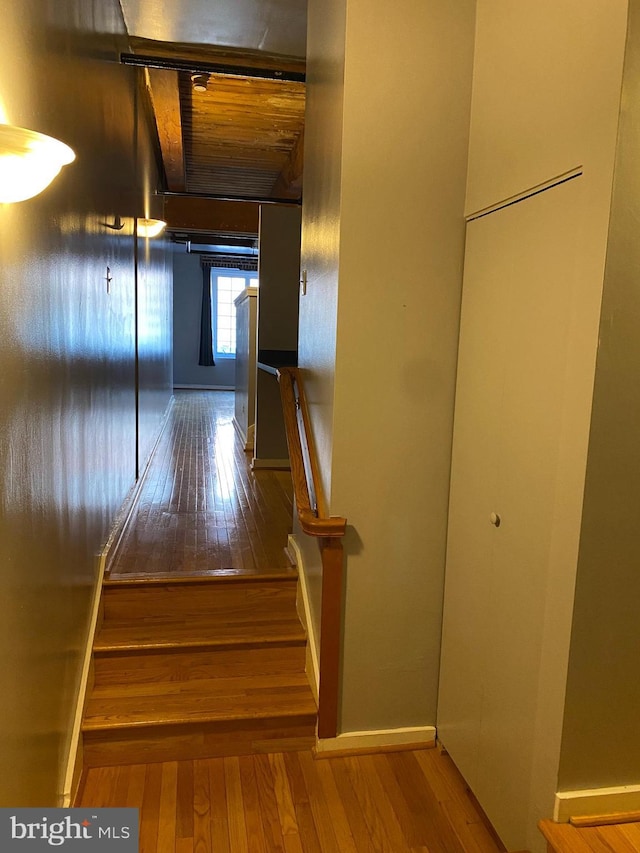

[130,38,306,202]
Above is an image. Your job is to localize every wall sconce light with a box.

[190,72,210,93]
[0,124,75,203]
[105,215,125,231]
[137,218,166,238]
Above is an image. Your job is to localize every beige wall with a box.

[444,2,628,847]
[0,0,171,804]
[299,0,640,836]
[298,0,476,732]
[466,0,628,215]
[559,0,640,791]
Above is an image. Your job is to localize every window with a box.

[210,270,258,358]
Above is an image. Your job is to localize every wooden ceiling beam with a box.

[129,37,306,79]
[271,129,304,199]
[145,68,185,192]
[164,196,260,235]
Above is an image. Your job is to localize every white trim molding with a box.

[232,418,255,452]
[554,784,640,822]
[287,534,437,757]
[288,535,320,701]
[251,458,290,470]
[245,423,255,451]
[61,398,174,805]
[173,384,235,391]
[232,416,248,447]
[61,550,107,806]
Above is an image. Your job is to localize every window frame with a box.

[210,268,258,360]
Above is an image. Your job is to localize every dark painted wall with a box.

[0,0,172,805]
[136,94,173,471]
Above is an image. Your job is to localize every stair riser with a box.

[82,717,316,766]
[102,581,298,622]
[93,644,307,686]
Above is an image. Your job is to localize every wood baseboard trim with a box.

[555,784,640,822]
[288,535,320,704]
[251,458,291,470]
[314,726,437,758]
[570,810,640,828]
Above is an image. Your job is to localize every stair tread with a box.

[104,567,298,587]
[83,675,317,730]
[87,565,315,759]
[100,581,298,624]
[95,616,307,651]
[94,644,306,685]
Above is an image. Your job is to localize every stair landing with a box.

[109,391,295,578]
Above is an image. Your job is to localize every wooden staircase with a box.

[82,570,317,766]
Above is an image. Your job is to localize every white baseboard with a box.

[173,384,235,391]
[61,550,108,807]
[104,397,174,575]
[288,535,435,757]
[288,535,320,701]
[61,398,173,805]
[251,458,290,470]
[246,423,255,451]
[232,416,248,447]
[232,418,255,452]
[315,726,437,757]
[554,784,640,822]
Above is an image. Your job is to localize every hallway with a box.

[110,391,295,578]
[77,388,506,853]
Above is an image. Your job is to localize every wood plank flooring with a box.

[110,391,294,577]
[80,390,511,850]
[77,747,507,853]
[83,572,316,766]
[540,818,640,852]
[82,391,317,764]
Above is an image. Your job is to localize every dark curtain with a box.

[198,262,215,366]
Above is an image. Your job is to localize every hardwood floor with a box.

[110,391,294,577]
[82,390,316,764]
[77,747,506,853]
[540,817,640,852]
[79,390,508,851]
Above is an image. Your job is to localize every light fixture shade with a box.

[0,124,75,203]
[138,218,166,238]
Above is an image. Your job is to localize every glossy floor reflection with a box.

[110,391,294,577]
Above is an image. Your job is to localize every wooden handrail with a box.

[277,367,346,538]
[277,366,346,739]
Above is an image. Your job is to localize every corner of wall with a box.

[287,534,320,701]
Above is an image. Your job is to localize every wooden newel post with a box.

[317,537,344,740]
